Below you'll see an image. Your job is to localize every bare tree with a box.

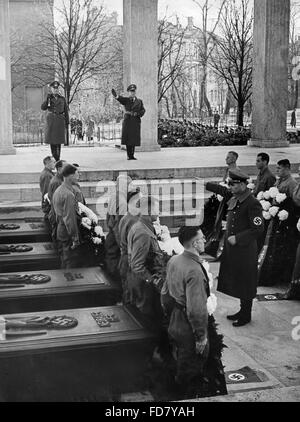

[158,15,187,104]
[209,0,253,126]
[193,0,226,117]
[35,0,120,107]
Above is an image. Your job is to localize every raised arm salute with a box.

[112,84,145,160]
[41,81,69,161]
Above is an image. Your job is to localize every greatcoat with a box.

[117,96,146,147]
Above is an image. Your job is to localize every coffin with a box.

[0,219,50,244]
[0,305,155,401]
[0,267,120,314]
[0,242,59,272]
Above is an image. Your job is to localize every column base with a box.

[0,146,16,155]
[137,144,161,152]
[116,144,161,152]
[248,139,290,148]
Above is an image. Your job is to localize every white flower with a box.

[153,223,162,237]
[92,237,102,245]
[260,200,271,211]
[202,260,210,273]
[207,294,217,316]
[247,182,255,190]
[278,210,289,221]
[94,225,104,237]
[81,217,92,229]
[297,218,300,232]
[44,193,50,203]
[263,211,272,220]
[217,195,223,202]
[162,135,168,139]
[158,240,174,256]
[269,187,279,198]
[269,206,279,217]
[263,191,271,200]
[275,193,287,204]
[257,191,264,201]
[202,260,214,289]
[78,202,98,224]
[171,238,184,255]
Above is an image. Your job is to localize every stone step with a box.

[0,178,209,202]
[2,162,296,184]
[1,172,299,202]
[0,194,207,225]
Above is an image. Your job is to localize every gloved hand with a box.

[111,88,117,98]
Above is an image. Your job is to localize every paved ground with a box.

[206,261,300,399]
[1,144,300,174]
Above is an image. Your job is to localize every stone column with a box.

[123,0,160,151]
[0,0,16,155]
[250,0,290,148]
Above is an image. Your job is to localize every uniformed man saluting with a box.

[112,84,145,160]
[217,170,264,327]
[41,81,69,161]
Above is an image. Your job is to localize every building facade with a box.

[10,0,55,143]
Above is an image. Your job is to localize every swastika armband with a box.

[253,217,263,226]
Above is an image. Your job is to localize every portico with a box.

[0,0,292,154]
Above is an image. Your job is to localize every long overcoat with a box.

[117,96,146,147]
[218,190,264,300]
[41,95,69,145]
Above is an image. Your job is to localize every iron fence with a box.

[13,121,122,147]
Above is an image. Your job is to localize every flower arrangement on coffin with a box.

[78,202,105,256]
[257,187,289,223]
[153,218,184,256]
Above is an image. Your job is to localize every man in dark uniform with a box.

[112,84,146,160]
[39,156,55,229]
[253,153,276,196]
[213,110,221,129]
[291,108,297,128]
[52,164,81,269]
[218,170,264,327]
[41,81,69,161]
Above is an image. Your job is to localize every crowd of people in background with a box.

[158,118,300,148]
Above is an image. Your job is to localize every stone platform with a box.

[0,144,299,183]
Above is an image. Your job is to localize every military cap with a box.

[127,84,137,92]
[50,81,60,88]
[228,169,249,183]
[62,164,77,178]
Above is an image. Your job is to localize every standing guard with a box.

[218,170,264,327]
[41,81,69,161]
